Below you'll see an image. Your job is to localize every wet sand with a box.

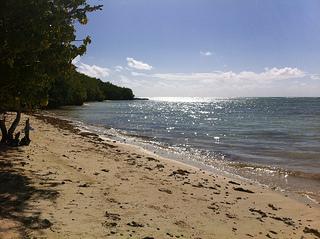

[0,113,319,239]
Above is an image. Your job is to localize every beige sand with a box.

[0,113,319,239]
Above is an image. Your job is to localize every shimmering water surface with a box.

[51,97,320,202]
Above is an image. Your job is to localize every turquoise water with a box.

[51,97,320,201]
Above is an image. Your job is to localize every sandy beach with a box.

[0,113,319,239]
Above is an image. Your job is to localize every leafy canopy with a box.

[0,0,102,111]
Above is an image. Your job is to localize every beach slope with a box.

[0,114,319,238]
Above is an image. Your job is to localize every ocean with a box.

[51,97,320,203]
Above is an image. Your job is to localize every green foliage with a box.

[48,70,87,107]
[100,82,135,100]
[48,71,134,108]
[79,74,105,102]
[0,0,102,112]
[0,0,133,111]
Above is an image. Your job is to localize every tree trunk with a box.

[7,111,21,142]
[20,118,31,146]
[0,113,8,143]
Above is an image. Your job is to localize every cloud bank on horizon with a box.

[73,56,319,97]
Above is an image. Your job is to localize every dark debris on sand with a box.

[105,211,121,221]
[127,221,144,227]
[158,188,173,194]
[233,187,254,193]
[303,227,320,238]
[169,169,190,177]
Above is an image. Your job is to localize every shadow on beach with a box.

[0,145,58,237]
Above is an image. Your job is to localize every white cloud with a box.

[113,66,319,97]
[131,71,147,76]
[114,65,124,72]
[72,56,110,78]
[126,57,153,70]
[77,64,110,78]
[69,58,316,97]
[151,67,305,82]
[310,74,320,80]
[200,51,212,56]
[119,75,130,83]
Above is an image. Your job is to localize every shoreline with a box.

[0,113,319,238]
[42,110,320,205]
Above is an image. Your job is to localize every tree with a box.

[0,0,102,145]
[47,71,135,108]
[48,69,87,107]
[101,82,134,100]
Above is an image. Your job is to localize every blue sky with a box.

[73,0,320,97]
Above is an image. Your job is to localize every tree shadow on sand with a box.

[0,145,59,237]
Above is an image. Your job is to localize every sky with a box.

[73,0,320,97]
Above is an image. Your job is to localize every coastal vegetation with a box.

[0,1,133,146]
[48,71,134,108]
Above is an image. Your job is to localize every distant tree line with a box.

[48,70,134,108]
